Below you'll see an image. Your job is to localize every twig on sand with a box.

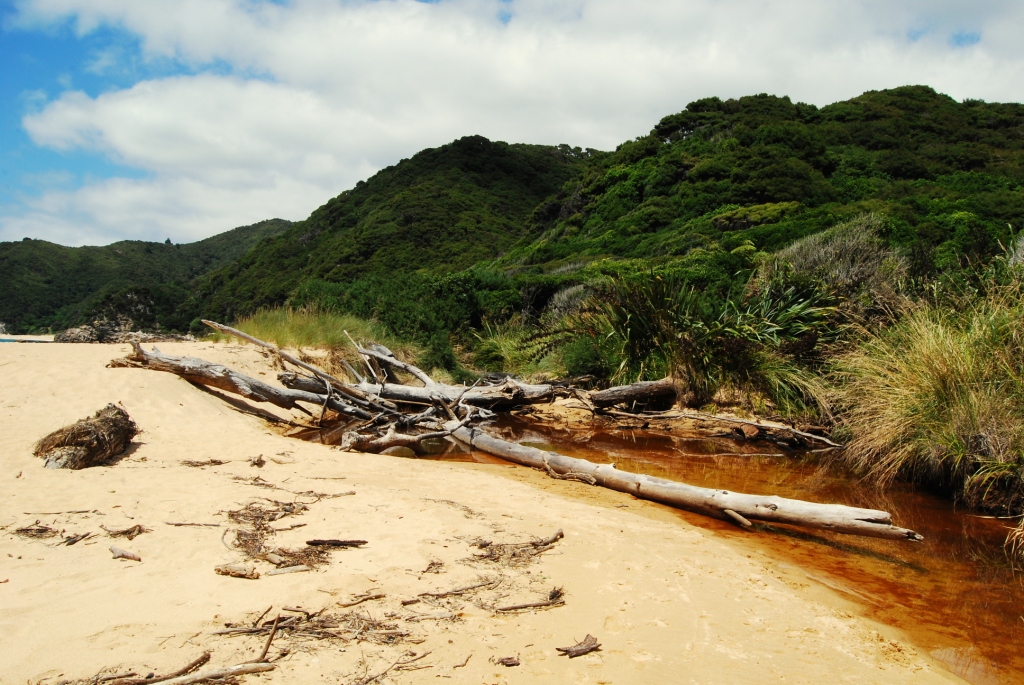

[337,592,386,608]
[126,663,274,685]
[251,614,281,663]
[348,651,432,685]
[101,524,150,540]
[416,578,499,600]
[496,587,565,612]
[109,652,211,684]
[165,522,220,528]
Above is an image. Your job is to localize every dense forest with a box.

[0,219,292,333]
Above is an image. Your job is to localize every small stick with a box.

[345,330,380,383]
[111,652,211,685]
[306,539,367,548]
[165,522,220,527]
[265,565,310,576]
[127,663,274,685]
[253,614,280,663]
[252,605,273,628]
[497,587,565,612]
[453,654,472,668]
[417,578,498,599]
[338,593,386,608]
[97,673,137,682]
[723,509,753,529]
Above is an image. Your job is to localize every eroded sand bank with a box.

[0,342,964,684]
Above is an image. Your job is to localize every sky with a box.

[1,1,1022,247]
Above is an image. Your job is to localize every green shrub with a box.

[587,274,834,410]
[833,274,1024,516]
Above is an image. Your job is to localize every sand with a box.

[0,341,965,684]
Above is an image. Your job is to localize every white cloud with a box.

[4,0,1024,245]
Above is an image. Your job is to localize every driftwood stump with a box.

[34,404,138,469]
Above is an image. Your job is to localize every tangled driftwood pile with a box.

[115,320,922,542]
[34,403,137,469]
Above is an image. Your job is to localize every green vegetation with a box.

[0,219,292,333]
[9,85,1024,538]
[228,307,424,377]
[187,136,585,326]
[833,252,1024,516]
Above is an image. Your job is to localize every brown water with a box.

[425,417,1024,685]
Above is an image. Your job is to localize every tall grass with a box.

[222,307,423,376]
[834,278,1024,516]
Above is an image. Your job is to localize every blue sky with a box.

[1,0,1021,246]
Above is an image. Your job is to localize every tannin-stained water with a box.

[420,416,1024,685]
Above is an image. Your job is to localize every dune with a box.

[0,341,964,684]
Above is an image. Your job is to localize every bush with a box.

[586,274,834,410]
[833,276,1024,516]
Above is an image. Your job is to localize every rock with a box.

[54,326,101,343]
[381,446,417,458]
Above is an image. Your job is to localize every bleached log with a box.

[354,378,555,409]
[446,422,922,542]
[125,344,372,420]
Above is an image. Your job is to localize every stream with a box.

[428,416,1024,685]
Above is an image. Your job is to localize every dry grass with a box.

[217,307,422,381]
[833,286,1024,516]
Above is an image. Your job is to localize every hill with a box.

[184,86,1024,365]
[497,85,1024,293]
[186,136,586,325]
[0,219,292,334]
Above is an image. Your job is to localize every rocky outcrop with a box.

[55,320,194,344]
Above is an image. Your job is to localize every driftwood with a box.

[588,379,677,408]
[215,563,259,579]
[307,539,367,548]
[203,320,386,410]
[265,564,310,576]
[121,332,921,543]
[447,422,922,541]
[111,652,210,685]
[352,378,556,409]
[557,634,601,658]
[134,663,274,685]
[496,587,565,612]
[34,403,137,469]
[110,546,141,561]
[124,343,371,420]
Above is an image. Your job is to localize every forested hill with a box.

[188,136,587,323]
[7,85,1024,339]
[498,85,1024,290]
[0,219,292,333]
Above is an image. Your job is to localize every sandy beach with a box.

[0,341,965,684]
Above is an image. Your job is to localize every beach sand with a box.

[0,341,964,684]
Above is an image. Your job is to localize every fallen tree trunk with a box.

[446,422,922,542]
[339,422,467,454]
[124,344,372,420]
[202,320,391,411]
[588,379,677,409]
[353,378,557,409]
